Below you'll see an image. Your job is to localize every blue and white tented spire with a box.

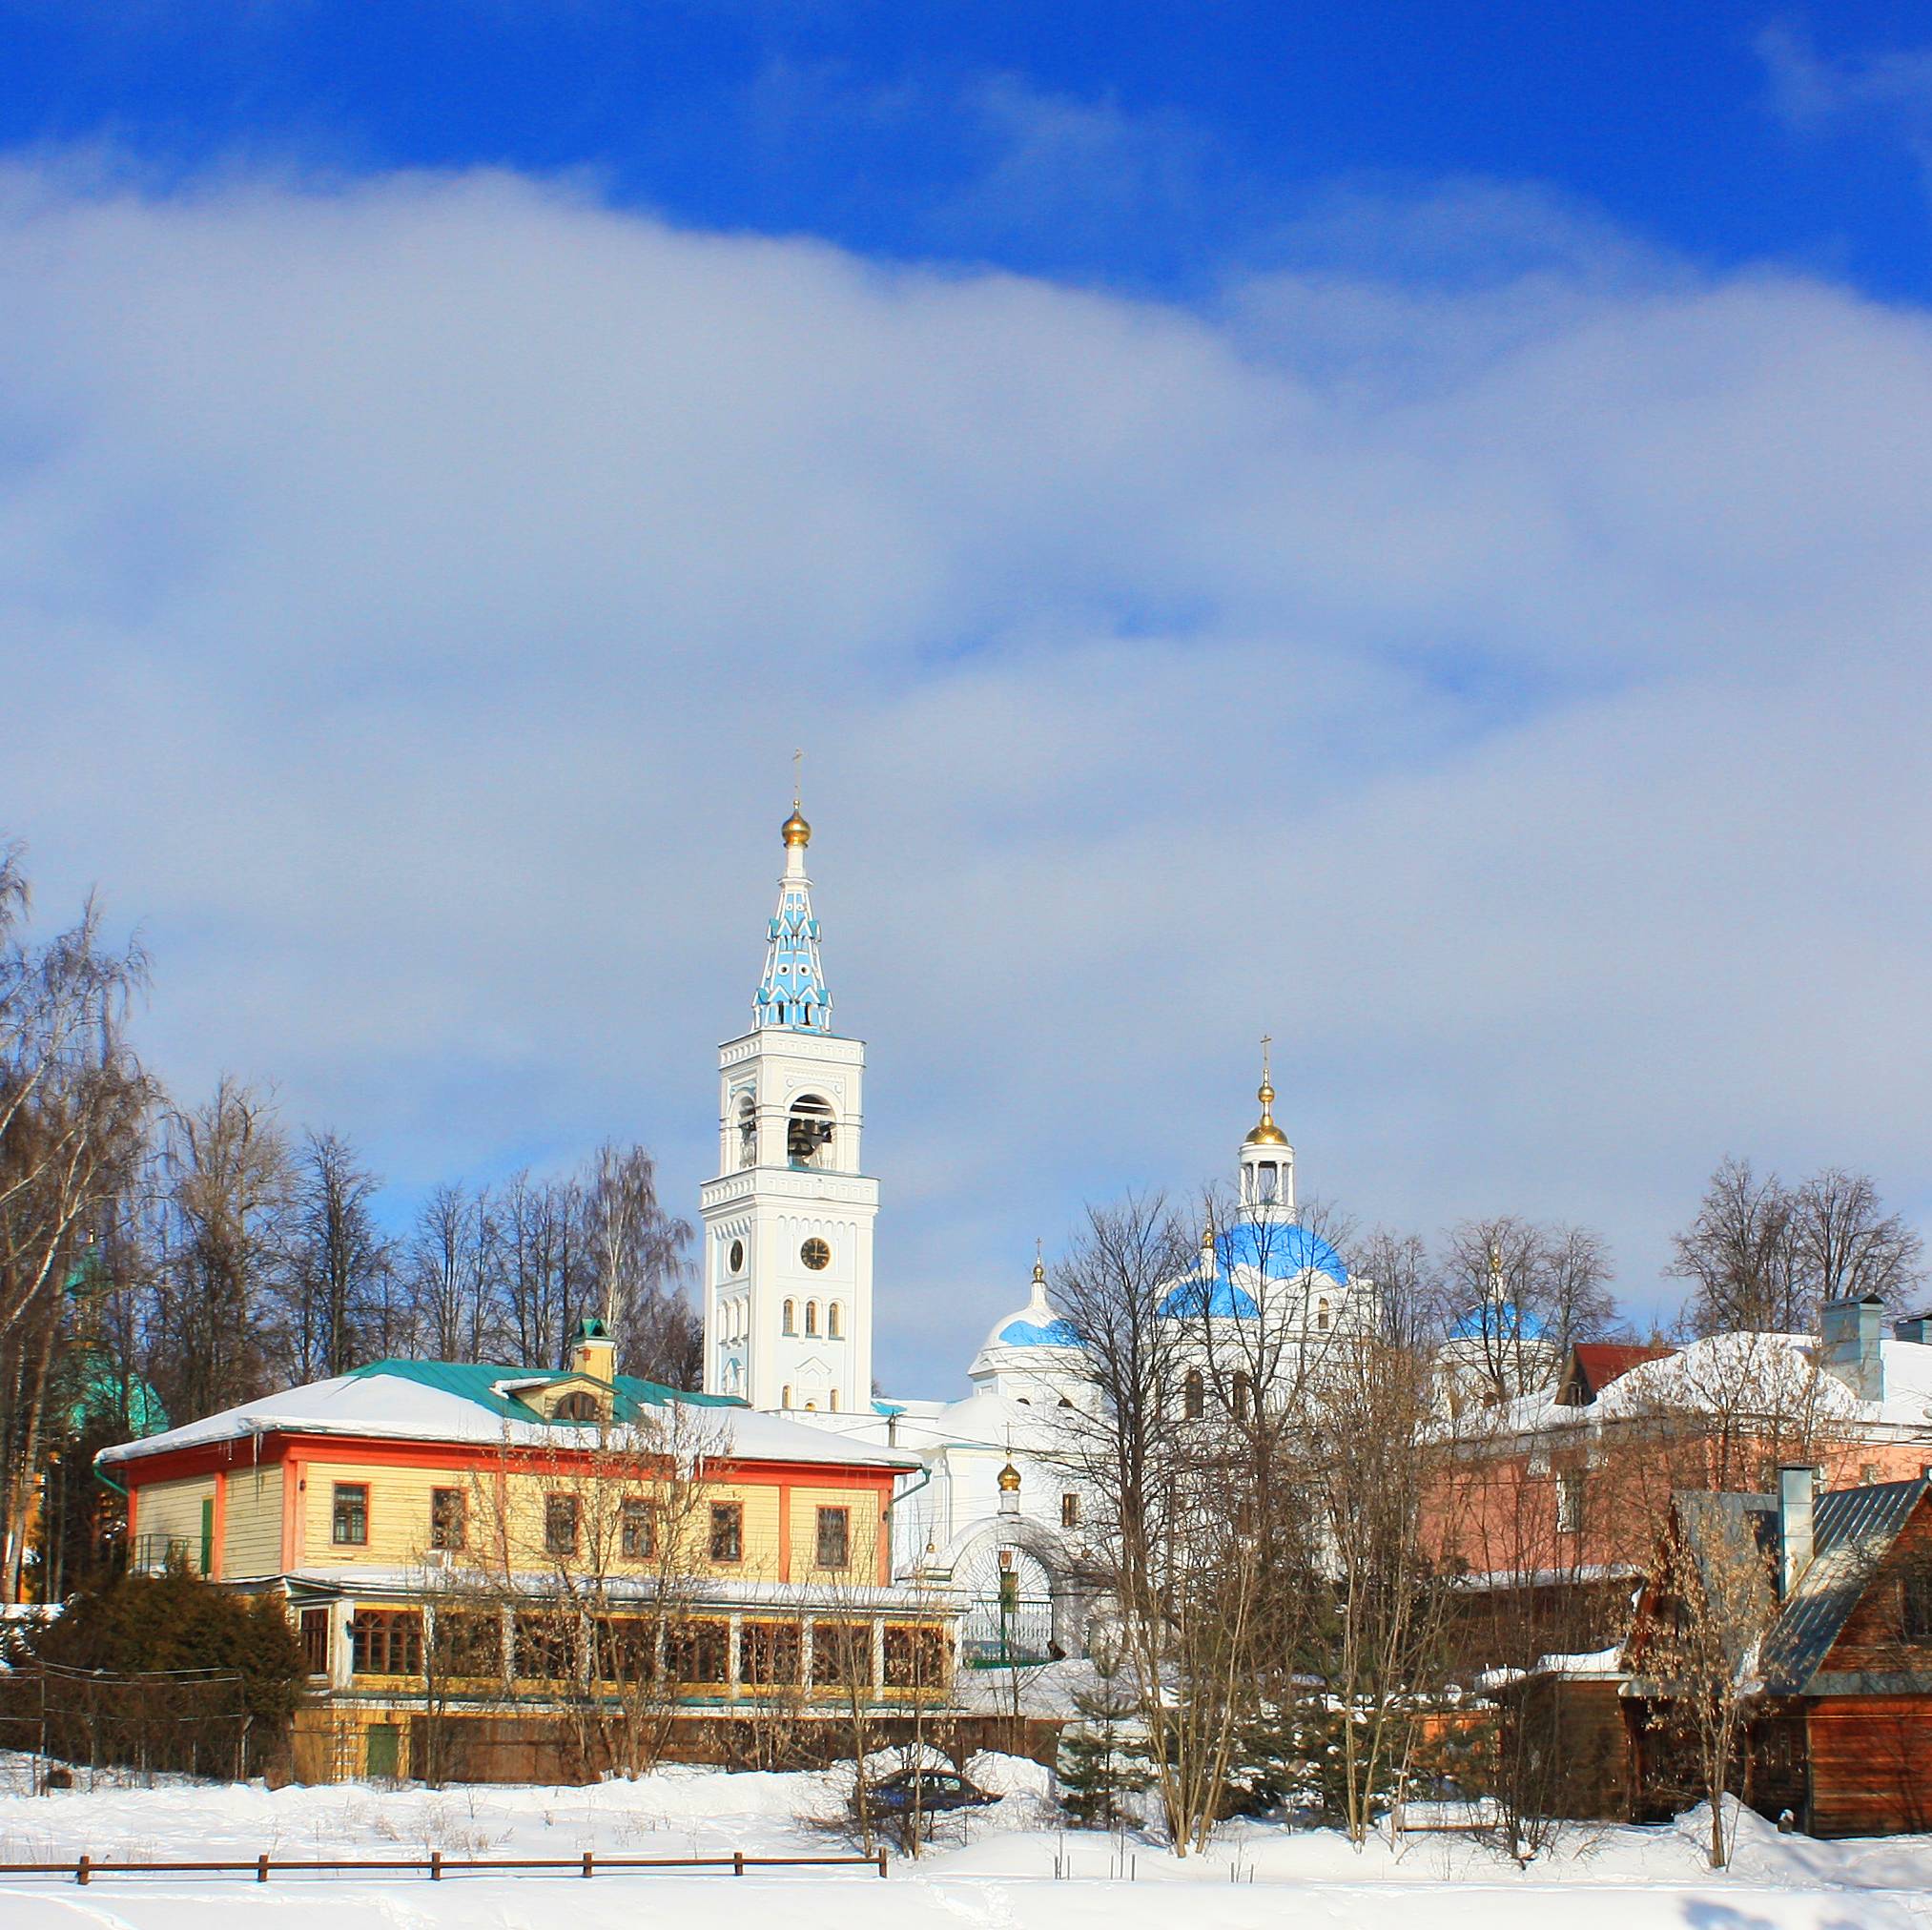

[755,794,832,1032]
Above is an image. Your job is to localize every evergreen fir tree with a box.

[30,1560,306,1753]
[1057,1654,1151,1829]
[1225,1702,1307,1816]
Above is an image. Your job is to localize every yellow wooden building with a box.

[98,1321,955,1781]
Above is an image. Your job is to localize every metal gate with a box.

[955,1541,1056,1665]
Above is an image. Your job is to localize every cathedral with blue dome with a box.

[699,803,1384,1656]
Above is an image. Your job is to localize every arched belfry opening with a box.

[788,1094,835,1169]
[736,1093,757,1169]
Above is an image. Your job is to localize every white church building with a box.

[698,802,1377,1661]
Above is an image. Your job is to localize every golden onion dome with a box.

[997,1461,1022,1494]
[1244,1075,1288,1147]
[781,807,812,849]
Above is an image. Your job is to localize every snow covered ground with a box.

[3,1752,1930,1928]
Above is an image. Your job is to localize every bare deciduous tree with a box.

[150,1078,294,1422]
[0,846,154,1598]
[586,1141,698,1386]
[1353,1226,1444,1353]
[406,1181,504,1363]
[1627,1492,1778,1868]
[1052,1192,1249,1854]
[278,1130,392,1382]
[1312,1340,1456,1847]
[1671,1157,1923,1337]
[1440,1215,1617,1405]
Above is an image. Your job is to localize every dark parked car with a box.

[870,1769,1000,1815]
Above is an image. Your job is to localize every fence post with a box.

[877,1848,889,1879]
[76,1855,90,1887]
[257,1854,270,1883]
[430,1850,442,1881]
[733,1851,745,1878]
[582,1851,594,1879]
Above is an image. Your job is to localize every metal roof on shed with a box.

[1758,1477,1929,1694]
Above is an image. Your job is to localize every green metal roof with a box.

[346,1358,742,1427]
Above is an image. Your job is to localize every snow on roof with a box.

[1531,1646,1626,1677]
[1452,1328,1932,1444]
[926,1388,1072,1449]
[98,1359,918,1470]
[1450,1562,1642,1592]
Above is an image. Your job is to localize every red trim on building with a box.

[281,1457,302,1570]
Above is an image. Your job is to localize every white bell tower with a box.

[700,797,877,1415]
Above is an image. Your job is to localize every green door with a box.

[365,1723,401,1779]
[199,1498,214,1575]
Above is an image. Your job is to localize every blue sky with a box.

[10,4,1932,295]
[4,2,1932,1388]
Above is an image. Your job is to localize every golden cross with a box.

[792,747,803,810]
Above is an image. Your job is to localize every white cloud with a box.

[1757,22,1932,181]
[2,158,1930,1380]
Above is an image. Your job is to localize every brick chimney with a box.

[1778,1465,1817,1598]
[1820,1294,1887,1403]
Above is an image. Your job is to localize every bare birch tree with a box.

[585,1141,698,1386]
[0,849,154,1598]
[150,1078,294,1421]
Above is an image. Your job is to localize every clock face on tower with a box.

[800,1237,832,1271]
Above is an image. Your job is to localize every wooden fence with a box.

[0,1849,890,1884]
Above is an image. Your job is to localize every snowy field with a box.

[3,1753,1930,1928]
